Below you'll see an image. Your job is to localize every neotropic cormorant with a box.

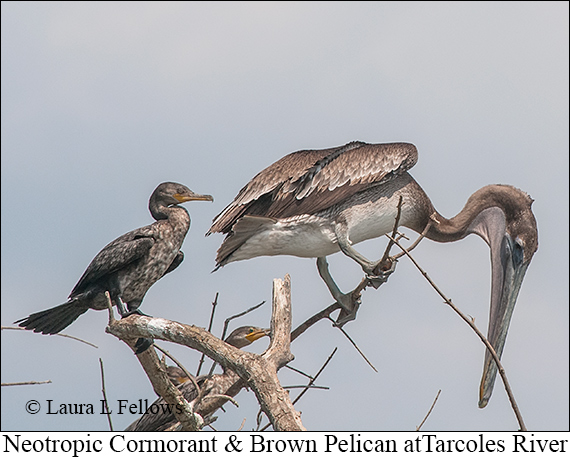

[16,182,213,339]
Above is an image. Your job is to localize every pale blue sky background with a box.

[2,2,568,431]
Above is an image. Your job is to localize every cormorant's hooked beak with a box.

[175,192,214,203]
[479,233,529,408]
[245,328,271,344]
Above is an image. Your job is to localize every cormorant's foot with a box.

[134,337,154,354]
[334,293,362,327]
[121,309,153,318]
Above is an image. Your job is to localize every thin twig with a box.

[208,301,267,376]
[377,195,403,269]
[386,234,527,431]
[221,301,266,341]
[153,344,202,401]
[290,296,377,371]
[283,364,315,380]
[391,215,434,260]
[105,291,116,324]
[290,303,340,342]
[237,418,246,432]
[99,358,113,431]
[283,385,329,390]
[327,316,377,372]
[292,347,338,405]
[196,292,219,376]
[256,408,264,431]
[416,389,441,431]
[201,394,239,408]
[2,380,52,387]
[2,326,98,348]
[259,347,338,431]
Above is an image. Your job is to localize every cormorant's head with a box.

[224,326,270,349]
[153,182,214,207]
[165,366,191,386]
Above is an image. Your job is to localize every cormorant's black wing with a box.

[70,226,157,297]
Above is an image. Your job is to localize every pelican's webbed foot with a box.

[335,294,362,326]
[366,258,397,289]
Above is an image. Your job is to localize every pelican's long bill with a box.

[479,232,530,408]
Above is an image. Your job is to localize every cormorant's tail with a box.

[15,300,89,334]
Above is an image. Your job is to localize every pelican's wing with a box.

[208,141,417,235]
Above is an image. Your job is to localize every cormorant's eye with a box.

[248,328,254,334]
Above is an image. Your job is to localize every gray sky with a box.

[1,2,568,432]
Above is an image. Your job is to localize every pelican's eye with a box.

[513,237,524,265]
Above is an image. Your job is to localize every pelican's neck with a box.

[425,185,530,243]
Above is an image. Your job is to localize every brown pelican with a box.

[206,141,538,408]
[16,182,213,349]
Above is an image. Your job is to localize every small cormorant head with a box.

[224,326,270,349]
[152,182,214,207]
[165,366,191,386]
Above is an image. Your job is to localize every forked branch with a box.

[106,275,305,431]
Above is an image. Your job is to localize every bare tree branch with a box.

[135,347,204,431]
[99,358,113,431]
[259,347,338,431]
[2,380,52,387]
[208,300,267,376]
[153,344,202,401]
[416,389,441,431]
[326,316,377,372]
[283,364,315,380]
[106,275,305,431]
[105,291,203,431]
[292,347,337,405]
[2,326,98,348]
[391,215,434,260]
[221,300,266,341]
[196,292,219,376]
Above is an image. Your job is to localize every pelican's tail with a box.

[213,215,277,270]
[15,299,89,334]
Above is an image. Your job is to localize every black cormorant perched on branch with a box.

[16,182,213,337]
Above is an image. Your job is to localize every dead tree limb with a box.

[106,275,304,431]
[99,358,114,431]
[416,389,441,431]
[1,380,52,387]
